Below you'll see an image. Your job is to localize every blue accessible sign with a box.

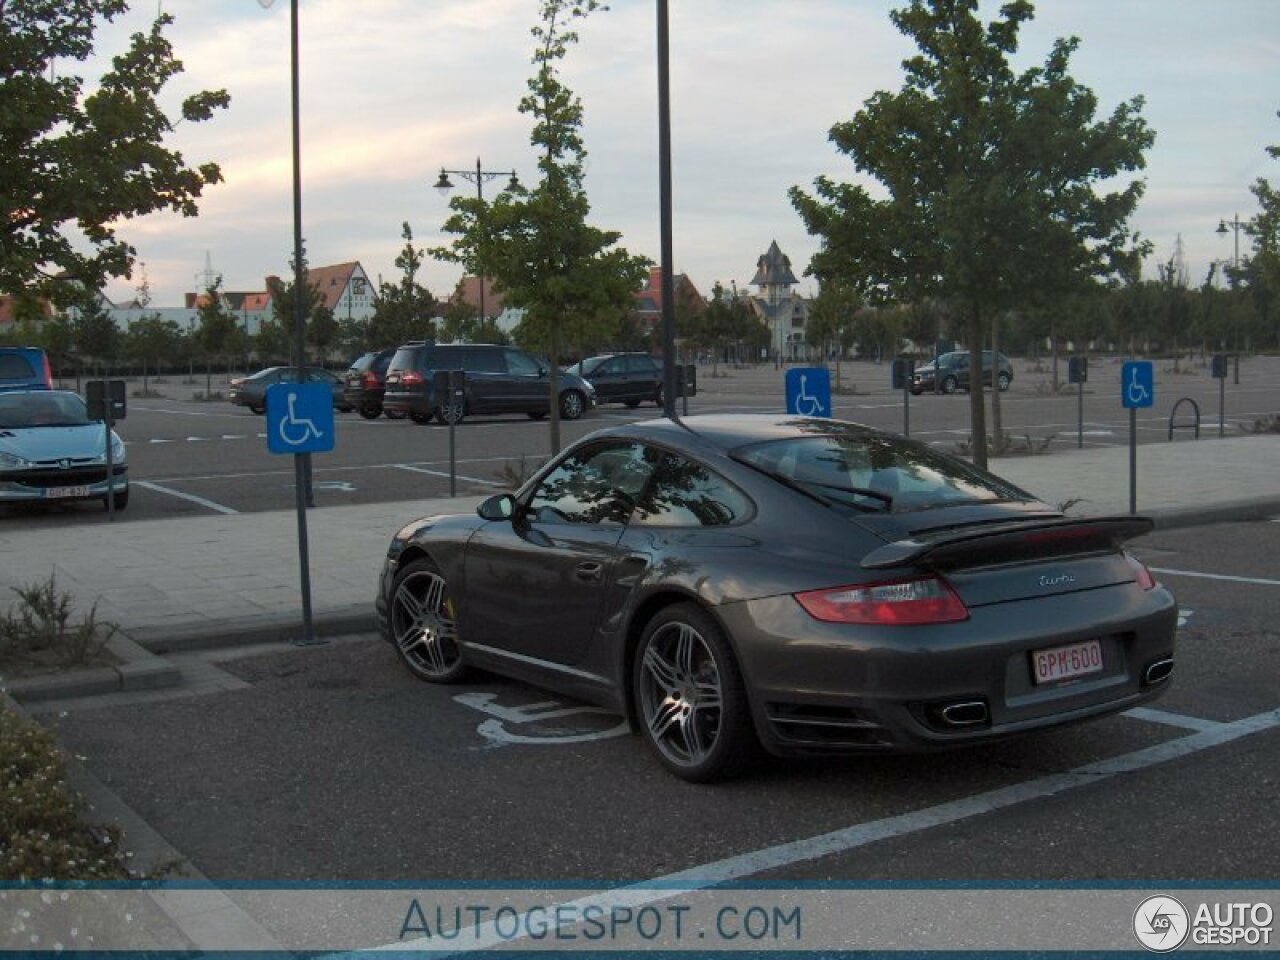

[266,382,335,454]
[785,367,831,417]
[1121,361,1154,409]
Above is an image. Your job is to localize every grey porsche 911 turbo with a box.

[376,414,1176,782]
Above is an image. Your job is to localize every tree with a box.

[369,223,437,347]
[1,2,229,306]
[1243,113,1280,350]
[71,290,119,377]
[269,248,323,363]
[307,306,339,365]
[805,280,861,389]
[126,315,178,392]
[790,0,1152,468]
[194,283,237,394]
[433,0,650,454]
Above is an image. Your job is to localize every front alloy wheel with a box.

[940,375,958,394]
[634,603,755,782]
[560,389,585,420]
[389,558,467,683]
[997,372,1011,392]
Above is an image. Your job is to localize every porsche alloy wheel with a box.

[389,558,467,683]
[634,604,754,782]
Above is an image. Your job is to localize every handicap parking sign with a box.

[785,367,831,417]
[1121,361,1154,409]
[266,382,335,454]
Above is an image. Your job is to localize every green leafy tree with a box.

[307,305,339,365]
[369,223,437,347]
[790,0,1152,467]
[269,248,324,363]
[805,280,862,388]
[254,316,290,366]
[434,0,650,454]
[1243,114,1280,350]
[71,291,118,377]
[0,2,229,307]
[125,315,181,393]
[194,283,237,394]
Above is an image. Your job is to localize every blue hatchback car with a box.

[0,347,52,393]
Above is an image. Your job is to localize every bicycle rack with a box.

[1168,397,1201,441]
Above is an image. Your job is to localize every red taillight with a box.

[1125,553,1157,590]
[795,575,969,625]
[41,353,53,387]
[363,371,379,388]
[399,370,424,386]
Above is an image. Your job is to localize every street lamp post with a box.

[1216,213,1244,381]
[434,160,519,325]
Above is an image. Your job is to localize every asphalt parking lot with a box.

[35,518,1279,887]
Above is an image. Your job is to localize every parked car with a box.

[0,347,53,393]
[910,350,1013,395]
[382,343,596,425]
[229,366,349,414]
[564,353,664,407]
[343,348,402,419]
[0,390,128,510]
[375,413,1176,782]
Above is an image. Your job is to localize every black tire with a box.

[997,372,1011,392]
[359,402,382,419]
[654,385,664,408]
[625,400,640,408]
[436,401,465,425]
[103,489,129,511]
[409,411,432,425]
[527,411,547,420]
[249,402,266,415]
[941,375,958,395]
[560,390,586,421]
[633,603,756,782]
[385,409,407,420]
[388,557,468,683]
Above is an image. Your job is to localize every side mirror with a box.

[477,493,516,522]
[538,365,549,377]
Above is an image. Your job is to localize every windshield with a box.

[734,434,1029,513]
[0,391,92,429]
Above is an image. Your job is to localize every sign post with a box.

[266,382,335,644]
[86,379,127,522]
[891,358,914,436]
[1121,360,1154,514]
[434,370,466,496]
[784,367,831,417]
[1211,353,1227,437]
[1068,356,1088,449]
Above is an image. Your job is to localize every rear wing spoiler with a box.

[860,515,1155,571]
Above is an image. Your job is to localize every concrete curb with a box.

[1145,496,1280,530]
[134,605,375,655]
[6,629,181,704]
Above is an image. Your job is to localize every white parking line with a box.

[1150,567,1280,587]
[133,481,239,515]
[377,706,1280,954]
[1123,706,1224,732]
[394,464,505,486]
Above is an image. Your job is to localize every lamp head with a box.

[1217,220,1229,235]
[434,170,454,197]
[506,172,520,192]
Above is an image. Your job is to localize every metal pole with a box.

[1128,407,1137,515]
[1219,374,1225,438]
[902,386,910,438]
[475,158,486,326]
[657,0,676,420]
[1077,380,1084,449]
[289,0,317,645]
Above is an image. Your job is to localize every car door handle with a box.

[575,561,604,582]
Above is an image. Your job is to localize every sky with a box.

[84,0,1280,310]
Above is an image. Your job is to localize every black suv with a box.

[910,350,1014,395]
[343,347,401,419]
[565,353,664,407]
[382,343,597,424]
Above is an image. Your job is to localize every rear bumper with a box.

[716,583,1178,755]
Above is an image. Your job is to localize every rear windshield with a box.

[0,391,91,428]
[733,434,1028,513]
[0,353,37,379]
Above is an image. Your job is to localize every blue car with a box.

[0,347,52,393]
[0,390,128,511]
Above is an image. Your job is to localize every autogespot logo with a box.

[1134,895,1190,952]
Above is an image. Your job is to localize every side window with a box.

[526,442,653,526]
[625,355,659,374]
[598,358,624,376]
[462,348,504,373]
[505,350,542,377]
[632,450,751,528]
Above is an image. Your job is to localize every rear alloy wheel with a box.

[997,372,1011,392]
[560,390,585,420]
[389,558,468,683]
[359,401,382,419]
[634,603,755,782]
[940,375,958,395]
[436,401,465,425]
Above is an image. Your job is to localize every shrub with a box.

[0,574,117,669]
[0,702,135,881]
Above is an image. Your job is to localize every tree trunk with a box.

[548,321,561,456]
[990,320,1003,448]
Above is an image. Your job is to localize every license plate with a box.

[46,485,91,499]
[1031,639,1104,685]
